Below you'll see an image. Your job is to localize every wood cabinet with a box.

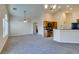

[43,21,57,37]
[77,19,79,23]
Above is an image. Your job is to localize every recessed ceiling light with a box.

[66,5,70,7]
[44,4,48,9]
[70,8,72,10]
[53,4,56,9]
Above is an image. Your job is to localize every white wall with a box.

[0,5,8,53]
[9,16,33,36]
[44,13,57,21]
[54,8,79,29]
[9,13,44,36]
[38,20,44,36]
[54,11,65,29]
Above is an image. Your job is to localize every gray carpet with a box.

[2,35,79,54]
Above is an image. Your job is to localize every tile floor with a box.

[2,35,79,54]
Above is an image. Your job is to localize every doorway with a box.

[33,22,38,35]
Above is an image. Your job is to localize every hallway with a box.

[2,35,79,54]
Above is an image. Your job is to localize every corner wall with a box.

[9,16,33,36]
[0,5,8,53]
[53,8,79,29]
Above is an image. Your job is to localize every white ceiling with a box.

[8,4,79,20]
[45,4,79,14]
[8,4,44,20]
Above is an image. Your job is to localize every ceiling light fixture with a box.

[53,4,56,9]
[24,19,27,23]
[44,4,48,9]
[23,10,27,23]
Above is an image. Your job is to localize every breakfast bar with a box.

[53,29,79,43]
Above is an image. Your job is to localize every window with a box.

[3,14,8,38]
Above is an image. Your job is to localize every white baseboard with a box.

[8,33,33,37]
[8,33,43,37]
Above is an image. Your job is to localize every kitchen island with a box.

[53,29,79,43]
